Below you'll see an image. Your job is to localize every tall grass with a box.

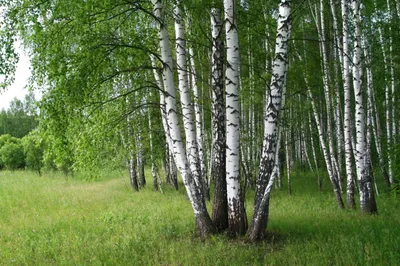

[0,170,399,265]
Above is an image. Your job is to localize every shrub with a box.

[22,132,44,175]
[0,141,25,170]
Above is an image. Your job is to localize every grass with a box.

[0,170,399,265]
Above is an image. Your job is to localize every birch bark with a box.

[173,1,204,196]
[224,0,247,235]
[375,1,394,185]
[188,47,209,200]
[152,0,214,237]
[150,55,178,190]
[351,0,377,214]
[362,37,391,188]
[126,100,139,192]
[210,7,228,232]
[315,0,341,190]
[247,0,291,242]
[341,0,355,208]
[296,42,344,208]
[146,88,160,192]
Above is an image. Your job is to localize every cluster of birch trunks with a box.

[116,0,399,241]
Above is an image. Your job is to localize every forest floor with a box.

[0,170,399,265]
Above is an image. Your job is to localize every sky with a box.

[0,48,34,110]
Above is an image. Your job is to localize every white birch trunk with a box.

[224,0,247,235]
[362,36,391,188]
[385,0,397,153]
[341,0,355,208]
[188,47,209,200]
[375,2,394,185]
[285,127,291,195]
[152,0,214,237]
[247,0,291,242]
[271,67,288,188]
[147,93,160,192]
[351,0,377,213]
[297,34,344,207]
[150,55,178,189]
[307,84,344,209]
[125,97,139,192]
[316,0,342,189]
[309,113,322,191]
[301,121,314,172]
[173,2,204,196]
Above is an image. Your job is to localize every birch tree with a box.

[342,0,355,208]
[188,47,209,200]
[210,6,228,232]
[224,0,247,235]
[152,0,214,237]
[351,0,377,214]
[247,0,292,242]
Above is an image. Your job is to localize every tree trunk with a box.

[173,1,204,197]
[362,37,391,189]
[210,7,229,232]
[147,92,159,192]
[285,126,291,195]
[375,1,394,185]
[224,0,247,236]
[247,0,291,242]
[136,127,146,188]
[150,55,178,190]
[315,0,342,191]
[189,47,209,201]
[341,0,356,209]
[308,113,322,192]
[308,87,344,209]
[351,0,377,214]
[152,0,214,237]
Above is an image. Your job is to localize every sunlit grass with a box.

[0,170,399,265]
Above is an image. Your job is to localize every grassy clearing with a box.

[0,170,399,265]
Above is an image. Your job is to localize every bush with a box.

[22,132,44,175]
[0,134,24,170]
[0,141,25,170]
[0,134,18,147]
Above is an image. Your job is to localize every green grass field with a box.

[0,170,399,265]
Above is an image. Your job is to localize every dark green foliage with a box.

[0,140,25,170]
[22,131,44,174]
[0,10,18,89]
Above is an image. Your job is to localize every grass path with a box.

[0,171,399,265]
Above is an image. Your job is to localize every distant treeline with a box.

[0,93,38,138]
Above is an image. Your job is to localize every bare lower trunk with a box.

[341,0,355,209]
[247,0,291,242]
[224,0,247,235]
[285,128,291,195]
[308,113,322,192]
[351,0,377,214]
[136,129,146,188]
[150,55,178,191]
[362,37,391,189]
[189,47,209,201]
[210,7,228,232]
[152,0,214,237]
[148,96,159,192]
[174,2,204,197]
[375,1,393,185]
